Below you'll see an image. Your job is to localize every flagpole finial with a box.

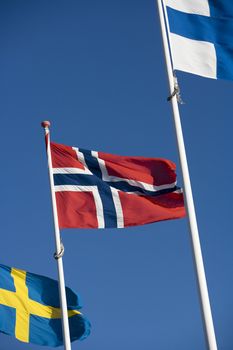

[41,121,51,129]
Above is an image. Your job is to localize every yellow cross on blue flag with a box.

[0,264,91,346]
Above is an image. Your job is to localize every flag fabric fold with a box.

[165,0,233,80]
[0,264,90,347]
[50,142,185,229]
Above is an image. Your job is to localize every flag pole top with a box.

[41,121,51,129]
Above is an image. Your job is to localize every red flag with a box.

[51,142,185,228]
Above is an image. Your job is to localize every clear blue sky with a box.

[1,0,233,349]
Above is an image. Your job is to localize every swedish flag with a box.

[0,264,90,346]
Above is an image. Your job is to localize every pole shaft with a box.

[156,1,218,349]
[42,125,72,350]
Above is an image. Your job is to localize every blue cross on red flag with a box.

[50,142,185,229]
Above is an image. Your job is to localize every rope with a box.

[54,242,65,259]
[167,73,184,104]
[167,87,179,101]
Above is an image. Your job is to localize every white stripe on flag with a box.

[91,151,109,179]
[170,33,217,79]
[72,147,92,172]
[165,0,210,16]
[54,185,105,228]
[111,188,124,228]
[53,167,92,175]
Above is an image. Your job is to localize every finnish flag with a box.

[166,0,233,80]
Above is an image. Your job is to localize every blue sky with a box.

[1,0,233,349]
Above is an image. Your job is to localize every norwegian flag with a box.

[50,142,185,229]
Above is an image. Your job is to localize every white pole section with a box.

[41,121,72,350]
[156,1,218,350]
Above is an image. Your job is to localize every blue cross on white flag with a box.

[165,0,233,80]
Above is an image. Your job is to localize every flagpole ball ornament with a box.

[41,121,51,129]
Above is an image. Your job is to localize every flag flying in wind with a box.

[50,142,185,229]
[0,264,90,347]
[166,0,233,80]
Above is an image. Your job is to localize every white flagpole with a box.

[41,121,72,350]
[156,1,218,350]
